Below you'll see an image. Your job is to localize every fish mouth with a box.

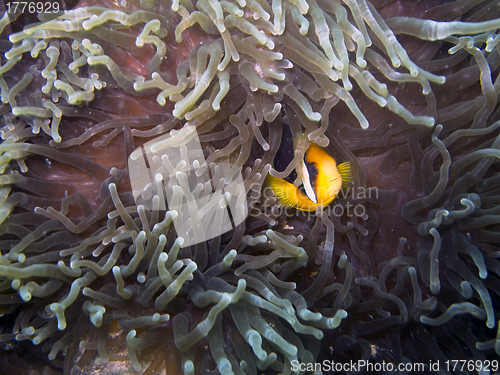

[329,177,341,183]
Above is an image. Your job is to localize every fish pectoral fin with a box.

[337,161,353,190]
[265,175,299,207]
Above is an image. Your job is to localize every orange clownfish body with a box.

[265,143,352,212]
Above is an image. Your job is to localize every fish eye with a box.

[310,165,318,175]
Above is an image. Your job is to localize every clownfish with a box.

[265,143,352,212]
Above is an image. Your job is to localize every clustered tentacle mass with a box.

[0,0,500,374]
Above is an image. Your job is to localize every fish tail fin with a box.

[338,162,353,191]
[265,174,299,208]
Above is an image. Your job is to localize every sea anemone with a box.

[0,0,499,374]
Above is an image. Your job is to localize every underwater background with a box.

[0,0,500,374]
